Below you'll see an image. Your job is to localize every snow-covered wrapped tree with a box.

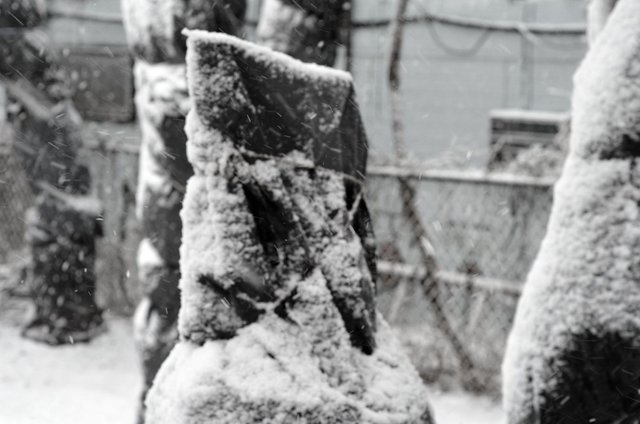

[143,31,433,424]
[0,0,104,344]
[503,0,640,422]
[121,0,246,420]
[257,0,347,66]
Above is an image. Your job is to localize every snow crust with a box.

[145,31,432,423]
[184,29,352,85]
[148,310,431,424]
[503,0,640,422]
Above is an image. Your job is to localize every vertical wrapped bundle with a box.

[145,31,433,424]
[503,0,640,422]
[130,60,190,404]
[1,1,103,344]
[121,0,246,418]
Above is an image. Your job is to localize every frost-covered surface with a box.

[503,0,640,422]
[149,308,430,423]
[145,31,432,423]
[121,0,246,63]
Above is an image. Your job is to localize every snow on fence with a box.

[0,133,554,391]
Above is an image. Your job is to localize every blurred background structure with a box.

[0,0,588,394]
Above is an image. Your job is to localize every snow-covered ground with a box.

[0,317,140,424]
[0,314,504,424]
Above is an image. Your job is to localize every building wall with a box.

[351,0,587,165]
[45,0,588,165]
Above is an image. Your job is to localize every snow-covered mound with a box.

[145,31,433,423]
[503,0,640,422]
[148,286,431,423]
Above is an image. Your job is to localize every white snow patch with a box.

[0,317,141,424]
[184,29,352,84]
[137,238,165,269]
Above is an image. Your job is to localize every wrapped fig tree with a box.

[120,0,246,419]
[503,1,640,422]
[144,31,433,424]
[0,0,104,344]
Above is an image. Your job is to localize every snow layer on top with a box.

[503,0,640,422]
[185,29,352,84]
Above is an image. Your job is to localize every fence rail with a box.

[378,260,522,295]
[369,164,556,187]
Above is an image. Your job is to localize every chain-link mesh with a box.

[367,169,553,392]
[0,124,143,315]
[0,127,32,262]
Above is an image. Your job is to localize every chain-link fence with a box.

[0,128,555,392]
[0,128,32,263]
[0,123,143,314]
[367,165,554,392]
